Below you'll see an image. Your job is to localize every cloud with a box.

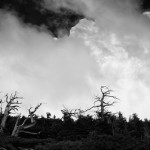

[68,0,150,119]
[43,0,141,19]
[1,0,150,119]
[0,10,100,117]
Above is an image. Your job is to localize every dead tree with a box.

[11,103,42,137]
[0,99,4,115]
[84,86,118,120]
[0,92,22,133]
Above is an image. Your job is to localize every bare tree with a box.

[84,86,118,120]
[11,103,42,137]
[0,92,22,133]
[0,99,4,115]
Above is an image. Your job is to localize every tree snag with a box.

[0,99,4,115]
[84,86,118,120]
[11,103,42,137]
[0,92,22,133]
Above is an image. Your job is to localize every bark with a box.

[0,100,3,114]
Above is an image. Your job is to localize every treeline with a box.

[0,87,150,150]
[1,111,150,149]
[1,111,149,140]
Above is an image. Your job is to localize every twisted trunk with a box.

[0,106,9,133]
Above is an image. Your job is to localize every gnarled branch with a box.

[83,86,119,120]
[0,92,22,133]
[11,103,42,137]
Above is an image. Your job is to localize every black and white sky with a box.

[0,0,150,119]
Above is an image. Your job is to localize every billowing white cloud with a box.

[1,0,150,119]
[71,17,150,119]
[0,11,100,117]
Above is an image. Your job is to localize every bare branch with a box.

[82,86,119,120]
[82,105,100,113]
[19,130,40,135]
[21,118,28,127]
[28,103,42,116]
[5,94,9,104]
[14,114,21,128]
[11,103,42,137]
[23,122,36,129]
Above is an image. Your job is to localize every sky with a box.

[0,0,150,119]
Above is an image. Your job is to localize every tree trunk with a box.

[0,107,9,133]
[101,98,104,121]
[11,115,21,137]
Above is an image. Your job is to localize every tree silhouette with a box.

[0,92,22,133]
[84,86,118,121]
[46,112,51,119]
[0,99,4,115]
[11,103,42,137]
